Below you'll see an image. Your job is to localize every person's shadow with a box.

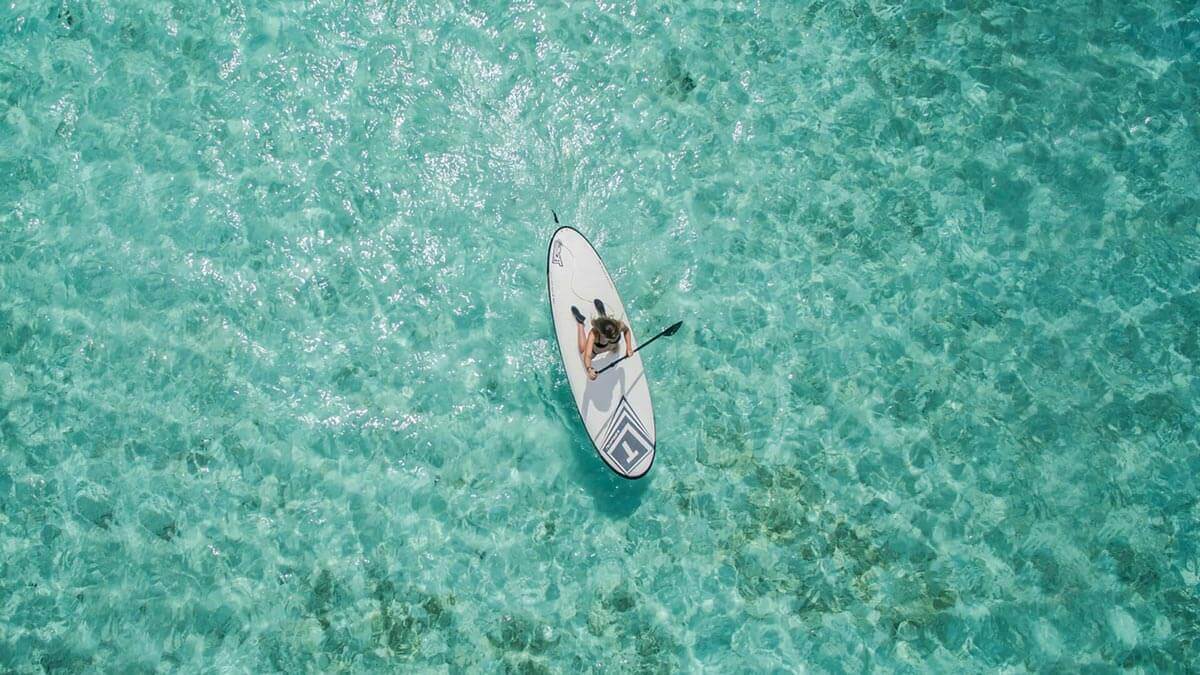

[580,351,623,423]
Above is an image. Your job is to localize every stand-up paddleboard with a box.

[547,226,655,479]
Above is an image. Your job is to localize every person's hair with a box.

[593,316,623,342]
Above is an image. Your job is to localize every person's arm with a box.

[623,325,634,357]
[584,333,597,380]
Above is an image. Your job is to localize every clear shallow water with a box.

[2,0,1198,670]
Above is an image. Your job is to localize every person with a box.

[571,299,633,380]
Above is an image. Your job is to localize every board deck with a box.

[546,226,656,479]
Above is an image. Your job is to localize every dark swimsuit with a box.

[593,332,619,352]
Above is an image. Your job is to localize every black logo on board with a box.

[600,397,653,474]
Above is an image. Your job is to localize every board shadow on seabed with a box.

[547,374,652,518]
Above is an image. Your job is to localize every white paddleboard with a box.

[547,226,656,479]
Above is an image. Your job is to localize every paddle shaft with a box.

[596,321,683,375]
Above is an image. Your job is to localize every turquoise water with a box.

[2,0,1199,670]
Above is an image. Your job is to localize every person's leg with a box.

[571,306,587,353]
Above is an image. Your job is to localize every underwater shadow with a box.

[569,432,653,519]
[573,427,657,516]
[548,370,651,519]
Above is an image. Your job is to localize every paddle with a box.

[596,321,683,375]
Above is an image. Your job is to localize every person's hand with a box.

[587,366,597,381]
[625,348,633,358]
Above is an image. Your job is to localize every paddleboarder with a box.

[570,299,634,380]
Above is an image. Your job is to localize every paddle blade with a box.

[663,321,683,336]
